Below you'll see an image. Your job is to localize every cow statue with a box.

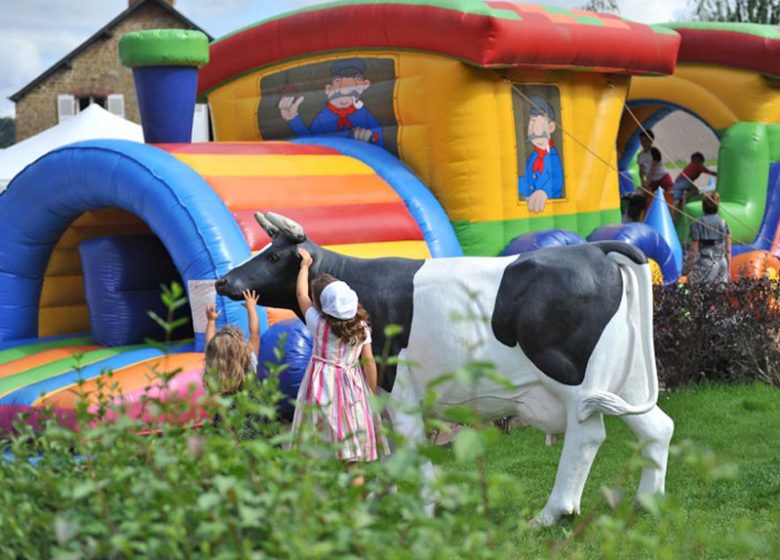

[215,212,674,525]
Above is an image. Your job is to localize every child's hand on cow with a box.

[205,303,221,322]
[242,289,259,309]
[298,248,313,268]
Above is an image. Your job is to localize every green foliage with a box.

[0,117,14,148]
[146,281,192,345]
[691,0,780,24]
[0,285,778,557]
[579,0,620,14]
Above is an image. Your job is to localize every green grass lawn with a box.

[442,383,780,559]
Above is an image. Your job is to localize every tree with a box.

[579,0,620,14]
[691,0,780,24]
[0,118,14,148]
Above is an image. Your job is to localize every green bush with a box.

[0,283,776,558]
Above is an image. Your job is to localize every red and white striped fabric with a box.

[291,308,388,462]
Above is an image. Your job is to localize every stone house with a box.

[10,0,210,142]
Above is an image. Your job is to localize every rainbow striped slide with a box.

[157,141,437,260]
[0,334,205,433]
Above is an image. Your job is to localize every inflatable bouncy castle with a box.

[619,23,780,254]
[0,1,778,430]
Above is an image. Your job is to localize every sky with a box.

[0,0,694,119]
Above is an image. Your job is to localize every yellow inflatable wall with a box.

[628,64,780,132]
[207,52,628,255]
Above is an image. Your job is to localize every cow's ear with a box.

[254,212,280,238]
[266,212,306,243]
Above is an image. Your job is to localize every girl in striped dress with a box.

[291,248,388,462]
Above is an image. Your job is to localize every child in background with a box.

[644,148,674,195]
[624,129,655,222]
[629,148,673,222]
[203,289,260,396]
[644,147,674,208]
[687,192,731,284]
[636,130,655,188]
[673,152,718,208]
[292,248,388,463]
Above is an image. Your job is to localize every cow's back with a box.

[491,245,624,386]
[401,256,534,401]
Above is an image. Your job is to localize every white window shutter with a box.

[191,103,210,142]
[57,94,75,122]
[107,94,125,118]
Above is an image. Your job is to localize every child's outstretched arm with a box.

[243,289,261,357]
[360,344,378,395]
[296,248,314,315]
[204,303,221,348]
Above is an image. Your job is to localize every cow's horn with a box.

[254,212,279,237]
[265,212,306,242]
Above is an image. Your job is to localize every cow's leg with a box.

[384,360,436,514]
[620,405,674,496]
[537,409,606,526]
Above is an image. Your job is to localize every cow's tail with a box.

[578,247,659,421]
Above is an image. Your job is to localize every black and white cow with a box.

[215,212,674,525]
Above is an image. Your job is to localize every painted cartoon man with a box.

[277,59,384,146]
[518,96,563,213]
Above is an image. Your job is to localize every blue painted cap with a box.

[330,58,366,78]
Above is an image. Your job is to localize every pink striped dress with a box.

[291,308,389,462]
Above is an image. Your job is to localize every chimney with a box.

[119,29,209,143]
[129,0,176,7]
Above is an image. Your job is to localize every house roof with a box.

[198,0,680,96]
[10,0,212,102]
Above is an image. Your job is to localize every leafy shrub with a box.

[653,279,780,388]
[0,284,776,558]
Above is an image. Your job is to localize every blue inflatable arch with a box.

[0,140,259,350]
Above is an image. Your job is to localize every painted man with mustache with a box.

[278,59,384,146]
[518,96,563,213]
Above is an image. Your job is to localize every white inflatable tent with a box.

[0,104,143,192]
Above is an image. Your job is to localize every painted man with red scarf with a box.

[518,97,563,213]
[278,59,383,146]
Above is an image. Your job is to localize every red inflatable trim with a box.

[233,203,425,250]
[674,28,780,77]
[154,142,338,156]
[199,3,679,94]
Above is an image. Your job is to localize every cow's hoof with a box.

[532,510,559,527]
[534,505,576,527]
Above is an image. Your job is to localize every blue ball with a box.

[257,319,312,419]
[501,229,586,256]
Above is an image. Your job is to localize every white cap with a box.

[319,281,358,320]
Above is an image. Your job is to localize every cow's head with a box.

[215,212,311,312]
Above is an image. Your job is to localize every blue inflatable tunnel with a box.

[0,140,260,350]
